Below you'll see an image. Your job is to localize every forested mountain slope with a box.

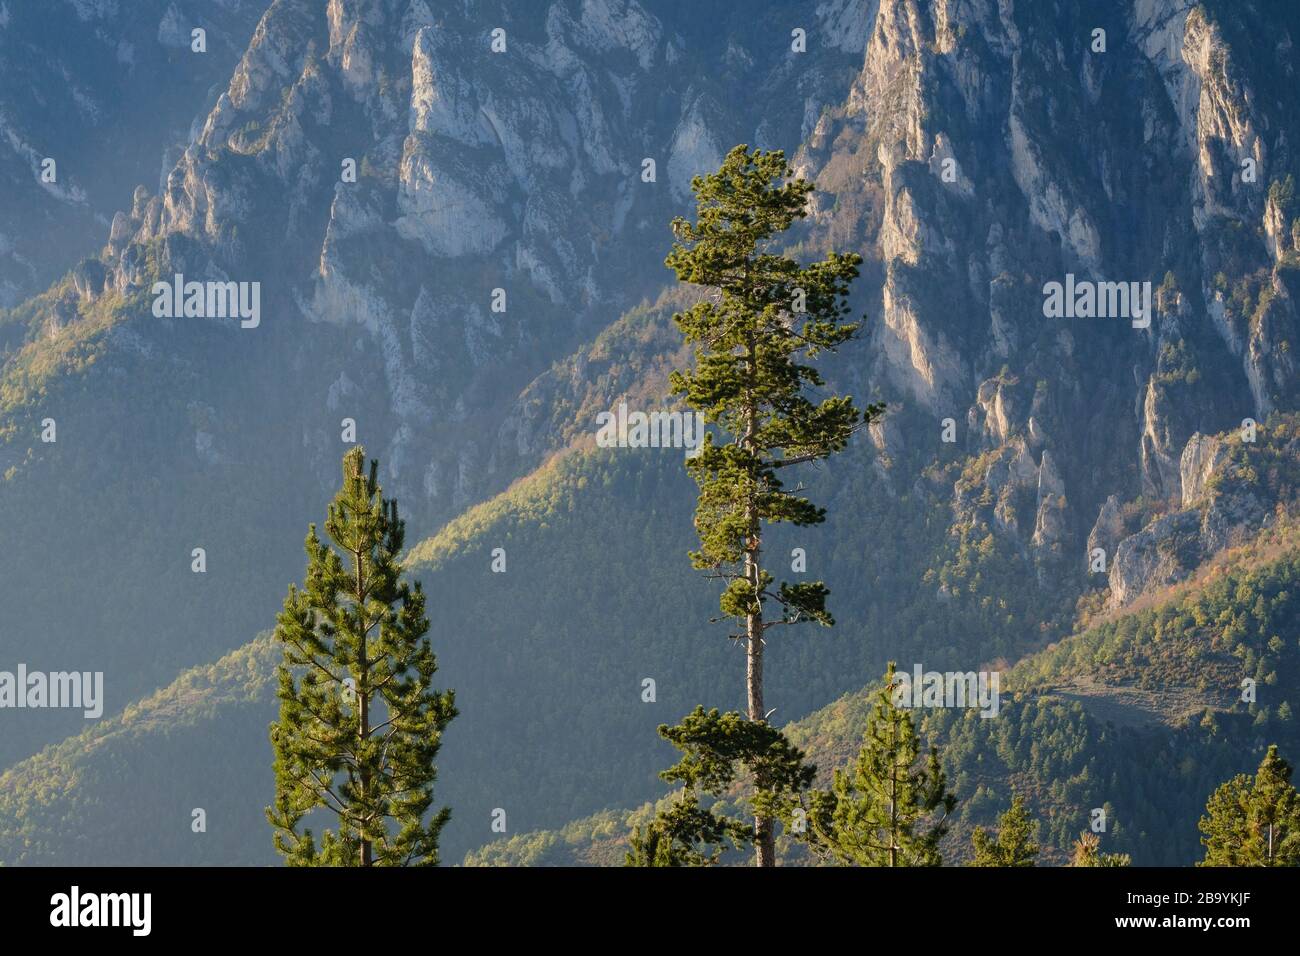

[468,516,1300,866]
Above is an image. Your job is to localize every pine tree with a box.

[1070,831,1131,867]
[1199,744,1300,866]
[800,664,956,866]
[267,447,457,866]
[970,793,1039,866]
[666,144,881,866]
[626,707,814,867]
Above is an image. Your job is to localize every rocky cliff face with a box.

[794,0,1300,610]
[68,0,865,520]
[31,0,1292,607]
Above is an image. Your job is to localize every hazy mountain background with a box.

[2,0,1298,865]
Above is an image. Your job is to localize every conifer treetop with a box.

[267,446,456,867]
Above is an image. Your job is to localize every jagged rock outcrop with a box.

[1180,431,1226,506]
[1109,508,1202,605]
[1109,421,1283,609]
[1087,493,1126,564]
[790,0,1300,602]
[1135,0,1300,420]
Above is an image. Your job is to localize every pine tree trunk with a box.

[356,538,372,868]
[888,716,898,866]
[359,672,371,868]
[742,331,774,867]
[747,545,774,867]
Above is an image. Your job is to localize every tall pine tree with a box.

[1199,744,1300,866]
[665,144,881,866]
[267,447,457,866]
[799,663,956,866]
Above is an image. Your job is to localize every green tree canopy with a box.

[267,447,457,866]
[1199,744,1300,866]
[970,793,1040,866]
[799,663,956,866]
